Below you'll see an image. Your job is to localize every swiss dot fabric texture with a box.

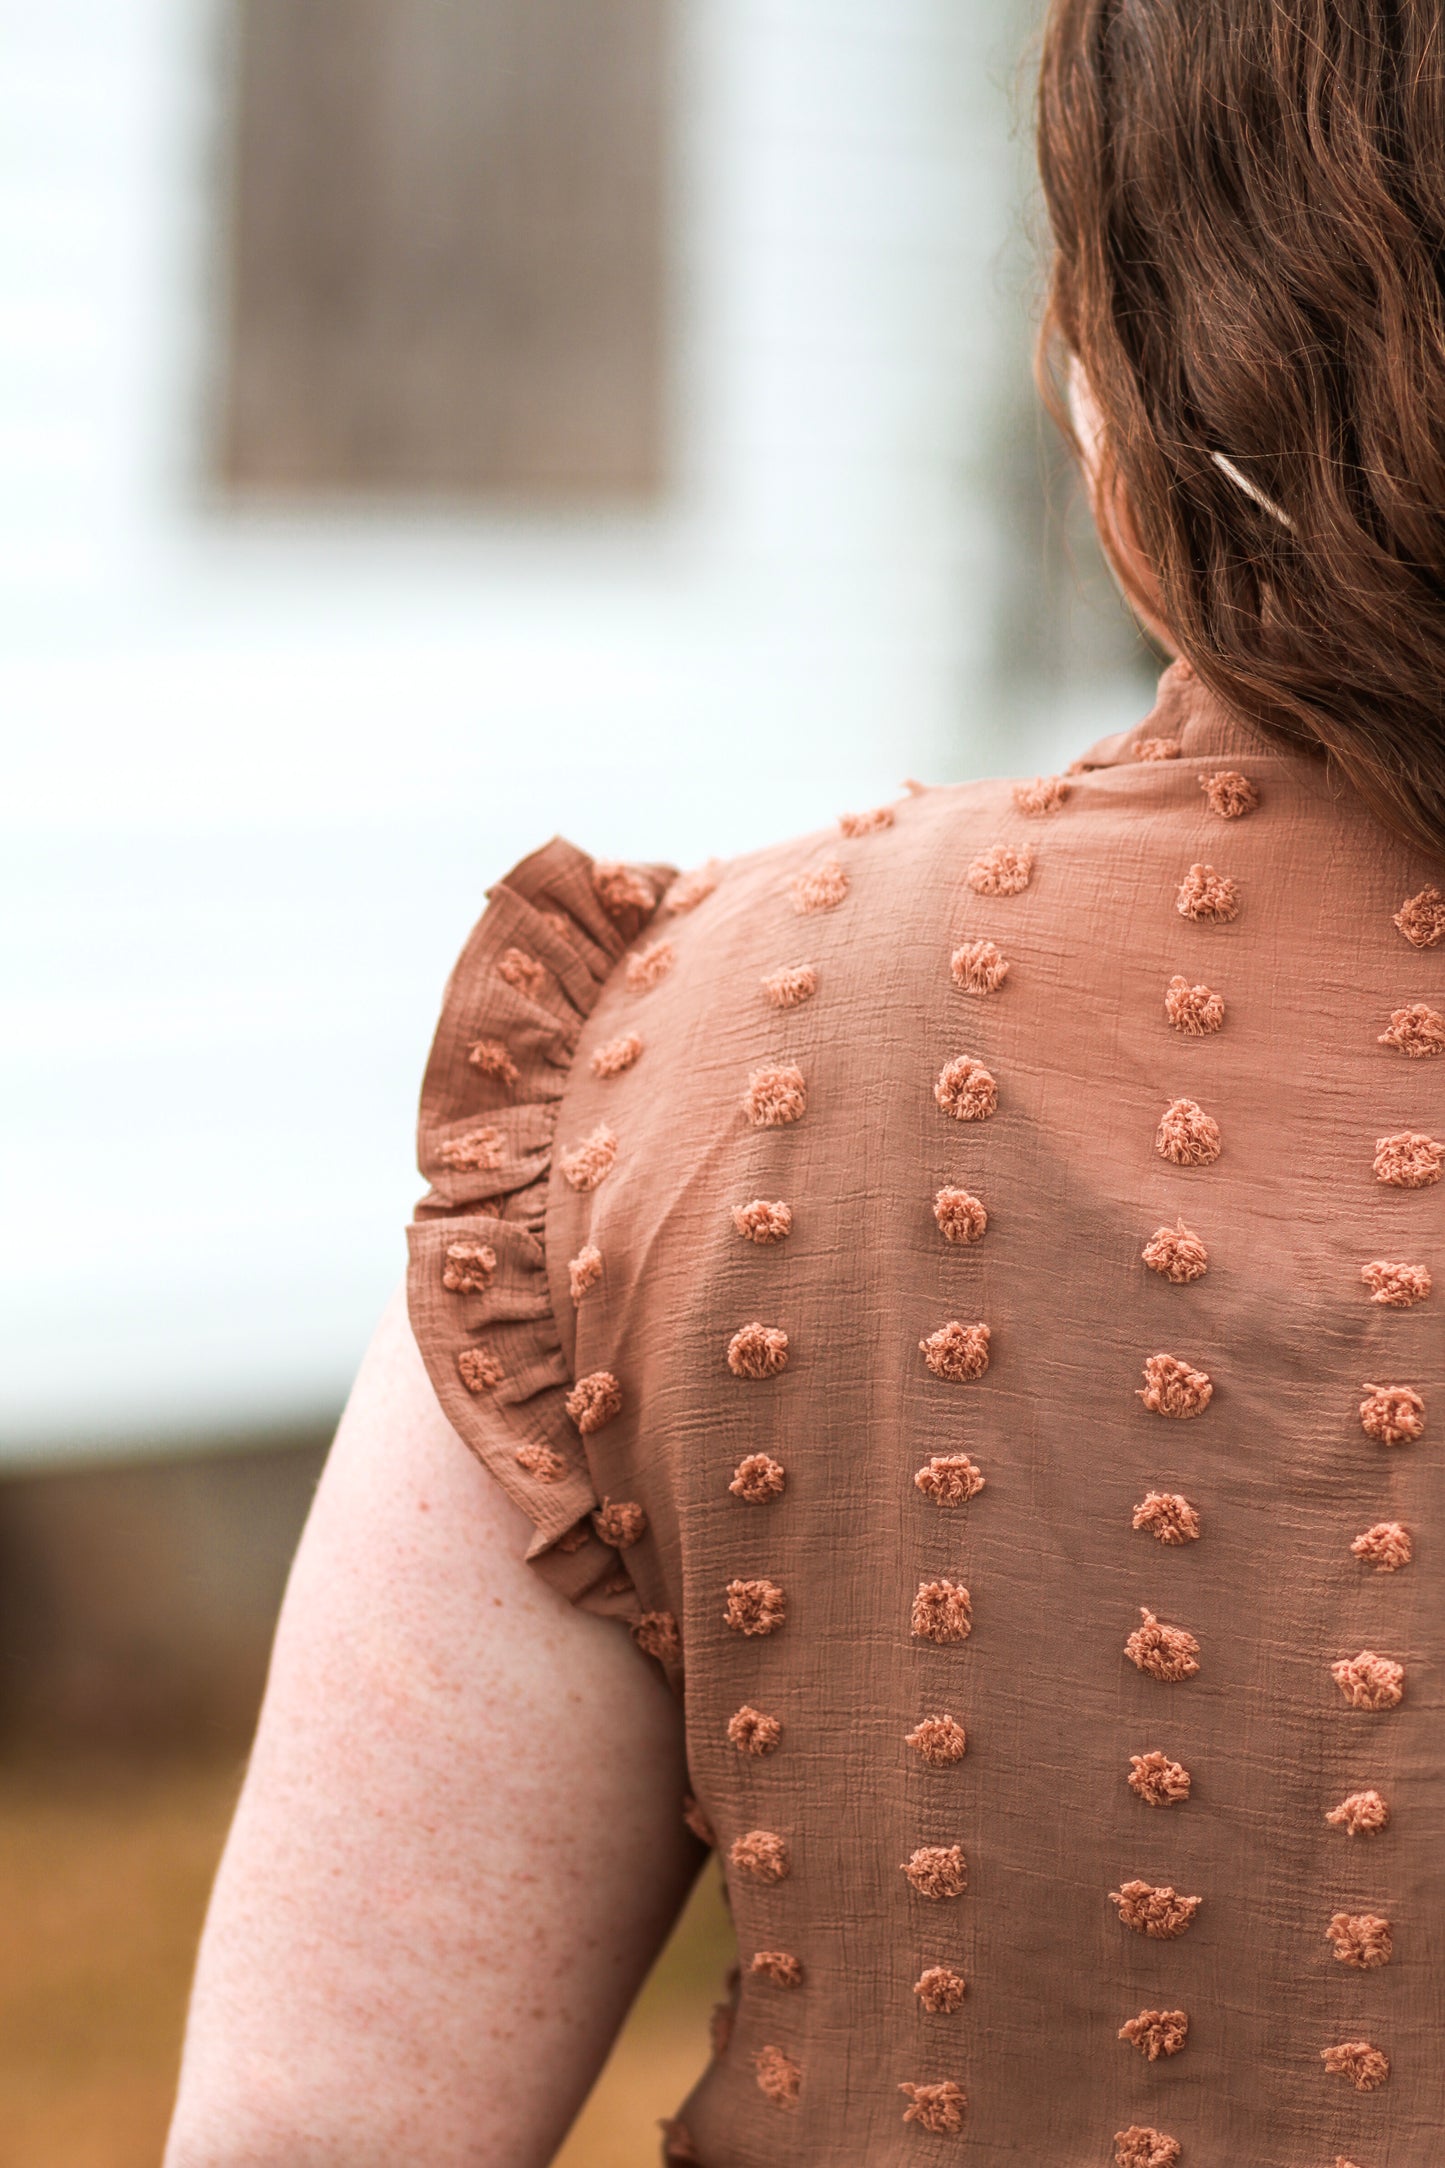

[407,662,1443,2166]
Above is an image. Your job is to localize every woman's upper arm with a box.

[165,1285,701,2168]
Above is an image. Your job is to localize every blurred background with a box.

[0,0,1150,2159]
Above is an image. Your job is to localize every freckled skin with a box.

[164,1287,698,2168]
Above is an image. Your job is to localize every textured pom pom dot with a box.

[592,861,657,919]
[682,1793,715,1846]
[1156,1097,1221,1166]
[438,1126,504,1174]
[906,1714,968,1766]
[914,1454,985,1506]
[750,1949,804,1988]
[467,1038,520,1088]
[553,1523,590,1554]
[934,1187,989,1243]
[1327,1789,1389,1836]
[1137,737,1182,762]
[1164,974,1224,1033]
[911,1580,973,1645]
[659,2115,701,2163]
[1138,1353,1213,1418]
[920,1320,991,1382]
[1374,1129,1444,1187]
[513,1441,564,1482]
[457,1347,504,1394]
[1132,1492,1201,1544]
[839,805,895,837]
[1360,1383,1425,1444]
[1379,1002,1445,1058]
[626,940,675,993]
[632,1611,681,1664]
[1200,769,1260,819]
[1142,1219,1209,1283]
[567,1242,603,1303]
[899,2080,967,2134]
[725,1578,786,1636]
[727,1322,790,1379]
[729,1829,790,1882]
[1327,1912,1393,1969]
[593,1498,647,1549]
[1127,1608,1200,1682]
[950,938,1010,995]
[1110,1879,1201,1939]
[762,963,817,1009]
[590,1033,643,1079]
[1114,2128,1181,2168]
[1394,883,1445,948]
[1176,862,1239,922]
[497,946,547,997]
[728,1705,782,1756]
[1332,1651,1405,1711]
[1128,1750,1191,1806]
[743,1064,808,1127]
[1118,2008,1189,2061]
[732,1198,793,1244]
[914,1964,968,2014]
[901,1845,968,1899]
[730,1453,786,1503]
[1321,2041,1390,2092]
[558,1125,618,1192]
[1361,1258,1432,1306]
[1014,774,1070,816]
[753,2043,801,2109]
[966,842,1033,895]
[665,861,721,913]
[566,1370,623,1434]
[789,858,849,914]
[934,1054,999,1121]
[442,1240,496,1294]
[1352,1521,1412,1572]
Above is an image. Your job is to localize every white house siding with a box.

[0,0,1143,1456]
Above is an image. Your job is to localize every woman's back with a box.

[165,6,1445,2158]
[407,660,1444,2164]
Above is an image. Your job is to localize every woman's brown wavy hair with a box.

[1037,0,1445,856]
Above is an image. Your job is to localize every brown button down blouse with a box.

[408,660,1445,2166]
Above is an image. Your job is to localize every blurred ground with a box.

[0,1749,732,2168]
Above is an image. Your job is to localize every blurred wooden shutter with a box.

[220,0,668,498]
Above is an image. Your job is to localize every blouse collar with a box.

[1074,658,1315,772]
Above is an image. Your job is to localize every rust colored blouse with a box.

[408,662,1445,2167]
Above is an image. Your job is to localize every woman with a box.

[167,4,1445,2162]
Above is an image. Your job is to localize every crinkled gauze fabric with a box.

[407,661,1445,2167]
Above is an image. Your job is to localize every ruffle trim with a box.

[407,837,675,1613]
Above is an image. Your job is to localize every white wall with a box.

[0,0,1138,1457]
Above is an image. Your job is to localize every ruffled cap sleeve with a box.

[406,837,674,1608]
